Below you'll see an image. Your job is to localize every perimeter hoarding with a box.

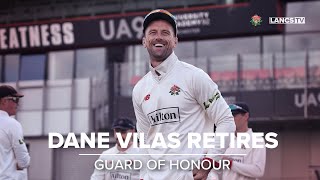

[0,0,282,54]
[223,88,320,120]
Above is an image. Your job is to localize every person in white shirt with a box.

[132,9,236,180]
[0,85,31,180]
[91,118,140,180]
[221,102,266,180]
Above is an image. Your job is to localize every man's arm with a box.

[191,69,235,179]
[192,69,236,158]
[90,154,107,180]
[228,147,266,178]
[132,90,150,139]
[10,121,30,170]
[132,88,150,180]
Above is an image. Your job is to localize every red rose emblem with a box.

[252,15,261,21]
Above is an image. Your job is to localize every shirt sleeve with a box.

[132,87,150,177]
[90,154,106,180]
[231,147,266,178]
[132,88,150,140]
[191,69,236,159]
[10,120,31,169]
[90,170,104,180]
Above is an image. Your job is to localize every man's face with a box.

[0,96,20,116]
[143,20,177,62]
[114,129,135,146]
[232,112,248,131]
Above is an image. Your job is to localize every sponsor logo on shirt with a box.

[241,144,246,149]
[144,94,150,101]
[203,92,220,110]
[110,172,131,180]
[232,156,244,164]
[19,139,25,144]
[169,85,181,95]
[147,107,180,126]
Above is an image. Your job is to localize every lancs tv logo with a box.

[147,107,180,126]
[269,17,305,24]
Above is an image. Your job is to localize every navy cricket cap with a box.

[143,9,177,36]
[112,118,135,130]
[0,85,24,99]
[229,102,250,115]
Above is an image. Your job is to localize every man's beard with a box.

[148,48,172,62]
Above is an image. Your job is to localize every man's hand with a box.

[193,168,210,180]
[192,159,211,180]
[221,156,233,169]
[16,164,23,170]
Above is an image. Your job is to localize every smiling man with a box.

[0,85,30,180]
[132,9,236,180]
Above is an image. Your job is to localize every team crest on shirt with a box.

[169,85,181,95]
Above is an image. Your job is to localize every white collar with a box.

[149,52,178,80]
[114,144,135,154]
[0,110,9,117]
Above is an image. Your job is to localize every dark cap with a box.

[229,102,250,115]
[0,85,24,99]
[143,9,177,36]
[112,118,135,130]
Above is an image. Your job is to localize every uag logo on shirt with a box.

[110,172,131,180]
[147,107,180,126]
